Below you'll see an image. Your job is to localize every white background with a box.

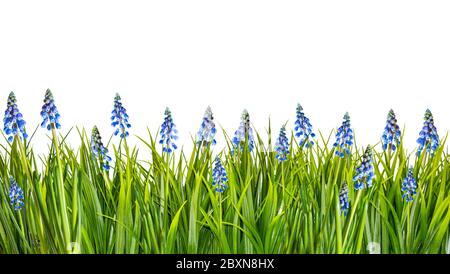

[0,1,449,157]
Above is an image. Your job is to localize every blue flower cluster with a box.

[160,107,178,153]
[294,104,315,147]
[40,89,61,130]
[9,176,24,211]
[91,126,112,171]
[275,125,289,162]
[382,109,401,151]
[416,109,439,157]
[111,93,131,138]
[339,182,350,217]
[212,157,228,193]
[3,92,28,142]
[197,106,216,146]
[232,109,255,152]
[333,112,353,158]
[353,146,375,190]
[401,167,417,202]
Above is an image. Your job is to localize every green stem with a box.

[51,126,71,252]
[335,184,343,254]
[343,190,363,249]
[405,202,412,253]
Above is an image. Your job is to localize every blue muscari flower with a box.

[40,89,61,130]
[197,106,217,146]
[294,104,315,147]
[91,126,112,171]
[3,92,28,142]
[401,167,417,202]
[339,182,350,217]
[353,146,375,190]
[416,109,439,157]
[333,112,353,158]
[159,107,178,153]
[9,176,24,211]
[212,157,228,193]
[275,125,289,162]
[111,93,131,138]
[232,109,255,152]
[382,109,401,151]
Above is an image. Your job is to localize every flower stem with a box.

[51,126,71,252]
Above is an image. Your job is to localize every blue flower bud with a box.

[353,146,375,190]
[381,109,401,151]
[3,92,28,142]
[197,106,217,146]
[159,107,178,153]
[111,93,131,138]
[416,109,439,157]
[91,126,112,171]
[334,112,353,158]
[232,109,255,153]
[212,157,228,193]
[294,104,315,147]
[275,125,289,162]
[40,89,61,131]
[9,176,24,211]
[402,167,417,202]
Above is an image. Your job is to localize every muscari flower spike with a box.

[294,104,315,147]
[212,157,228,193]
[382,109,401,151]
[275,125,289,162]
[159,107,178,153]
[3,92,28,142]
[197,106,217,146]
[9,176,24,211]
[91,126,112,171]
[111,93,131,138]
[416,109,439,157]
[232,109,255,153]
[333,112,353,158]
[40,89,61,130]
[401,167,417,202]
[339,182,350,217]
[353,146,375,190]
